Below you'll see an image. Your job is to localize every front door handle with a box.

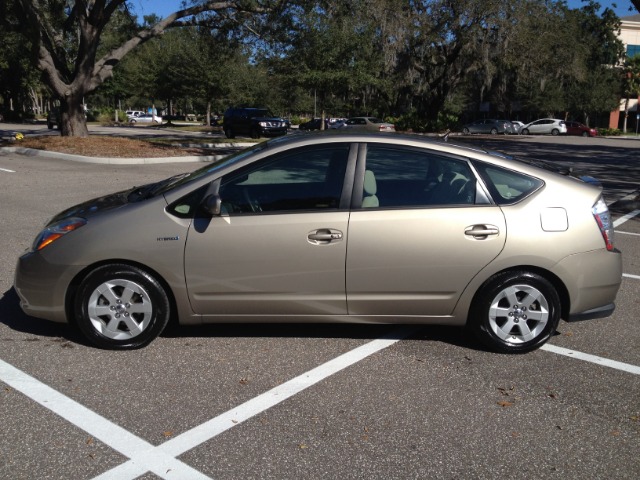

[308,229,343,244]
[464,224,499,240]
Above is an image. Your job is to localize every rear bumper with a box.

[566,303,615,322]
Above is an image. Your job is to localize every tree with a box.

[9,0,285,136]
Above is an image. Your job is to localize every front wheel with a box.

[74,264,171,349]
[490,128,498,135]
[224,128,235,139]
[470,271,561,353]
[521,128,529,135]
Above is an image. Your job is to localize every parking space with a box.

[1,138,639,479]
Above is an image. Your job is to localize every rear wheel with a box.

[225,127,235,139]
[470,271,560,353]
[74,264,171,349]
[462,127,470,135]
[551,128,559,136]
[582,131,588,137]
[490,128,498,135]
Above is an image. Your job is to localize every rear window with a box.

[474,163,543,205]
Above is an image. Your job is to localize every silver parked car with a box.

[521,118,567,136]
[343,117,396,132]
[462,119,515,135]
[15,133,621,352]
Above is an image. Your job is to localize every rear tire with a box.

[470,271,560,354]
[74,264,170,349]
[225,128,235,139]
[551,128,559,136]
[462,128,470,135]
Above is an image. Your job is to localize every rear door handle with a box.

[465,224,499,239]
[308,229,343,244]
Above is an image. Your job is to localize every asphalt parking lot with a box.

[0,132,639,479]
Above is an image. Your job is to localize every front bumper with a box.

[14,251,84,323]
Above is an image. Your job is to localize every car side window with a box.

[473,163,543,205]
[362,145,477,208]
[219,145,350,214]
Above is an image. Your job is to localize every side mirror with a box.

[202,194,222,216]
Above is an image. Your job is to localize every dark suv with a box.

[223,107,288,139]
[47,107,61,129]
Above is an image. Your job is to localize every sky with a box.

[132,1,638,21]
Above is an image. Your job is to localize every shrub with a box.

[597,127,621,136]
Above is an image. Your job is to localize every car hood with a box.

[47,189,132,225]
[252,116,284,121]
[46,172,191,226]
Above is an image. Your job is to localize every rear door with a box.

[346,144,507,316]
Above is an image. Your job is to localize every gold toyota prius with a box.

[14,133,622,352]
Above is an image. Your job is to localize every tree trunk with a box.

[60,95,89,137]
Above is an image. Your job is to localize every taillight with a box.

[592,198,614,251]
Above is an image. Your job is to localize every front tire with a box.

[470,271,561,353]
[225,127,235,139]
[74,264,171,349]
[521,128,529,135]
[462,127,470,135]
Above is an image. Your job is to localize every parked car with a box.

[511,121,525,134]
[462,119,515,135]
[223,107,288,139]
[129,113,162,124]
[299,118,327,131]
[343,117,396,132]
[125,110,144,119]
[15,133,621,352]
[565,121,597,137]
[520,118,567,136]
[47,107,60,129]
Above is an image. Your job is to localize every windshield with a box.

[126,143,267,202]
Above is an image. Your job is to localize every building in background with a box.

[610,14,640,130]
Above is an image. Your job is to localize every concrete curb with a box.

[1,146,227,164]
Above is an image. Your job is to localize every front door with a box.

[184,143,353,317]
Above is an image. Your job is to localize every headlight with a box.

[33,217,87,251]
[259,122,268,127]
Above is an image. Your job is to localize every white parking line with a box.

[541,344,640,375]
[616,231,640,237]
[0,358,211,479]
[0,326,419,480]
[613,209,640,228]
[623,273,640,280]
[0,167,15,173]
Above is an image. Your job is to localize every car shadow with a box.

[0,287,85,343]
[1,286,484,351]
[166,322,483,351]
